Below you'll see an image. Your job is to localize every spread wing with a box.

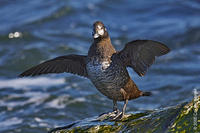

[117,40,170,76]
[19,54,88,77]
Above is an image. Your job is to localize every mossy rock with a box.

[49,96,200,133]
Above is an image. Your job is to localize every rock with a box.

[49,96,200,133]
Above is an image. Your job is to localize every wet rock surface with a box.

[49,96,200,133]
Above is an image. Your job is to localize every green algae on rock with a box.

[49,97,200,133]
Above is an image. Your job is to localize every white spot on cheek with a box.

[93,25,104,38]
[98,29,104,35]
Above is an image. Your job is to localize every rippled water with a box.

[0,0,200,132]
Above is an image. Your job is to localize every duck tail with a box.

[141,91,152,96]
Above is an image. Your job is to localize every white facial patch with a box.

[97,25,102,29]
[93,24,104,38]
[98,29,104,36]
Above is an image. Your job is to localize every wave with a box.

[0,77,65,89]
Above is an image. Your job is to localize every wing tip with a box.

[18,74,23,78]
[139,73,145,77]
[18,71,36,77]
[135,70,146,77]
[166,46,170,53]
[18,73,30,77]
[162,44,170,54]
[154,41,170,56]
[18,72,25,77]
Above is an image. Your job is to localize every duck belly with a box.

[86,61,129,100]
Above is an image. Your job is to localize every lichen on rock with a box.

[49,96,200,133]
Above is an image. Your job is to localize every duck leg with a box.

[112,99,128,120]
[97,100,121,120]
[122,99,128,116]
[113,100,119,112]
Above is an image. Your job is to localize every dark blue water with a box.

[0,0,200,132]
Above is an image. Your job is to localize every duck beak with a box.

[93,25,104,39]
[93,32,100,38]
[92,29,100,38]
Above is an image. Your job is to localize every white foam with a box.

[45,95,68,109]
[67,97,86,104]
[0,117,23,128]
[25,92,50,105]
[0,77,65,89]
[45,96,86,109]
[34,117,43,122]
[0,92,50,108]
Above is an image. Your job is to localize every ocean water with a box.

[0,0,200,132]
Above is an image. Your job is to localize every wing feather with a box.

[117,40,170,76]
[19,54,88,77]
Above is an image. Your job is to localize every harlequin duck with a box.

[19,21,170,120]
